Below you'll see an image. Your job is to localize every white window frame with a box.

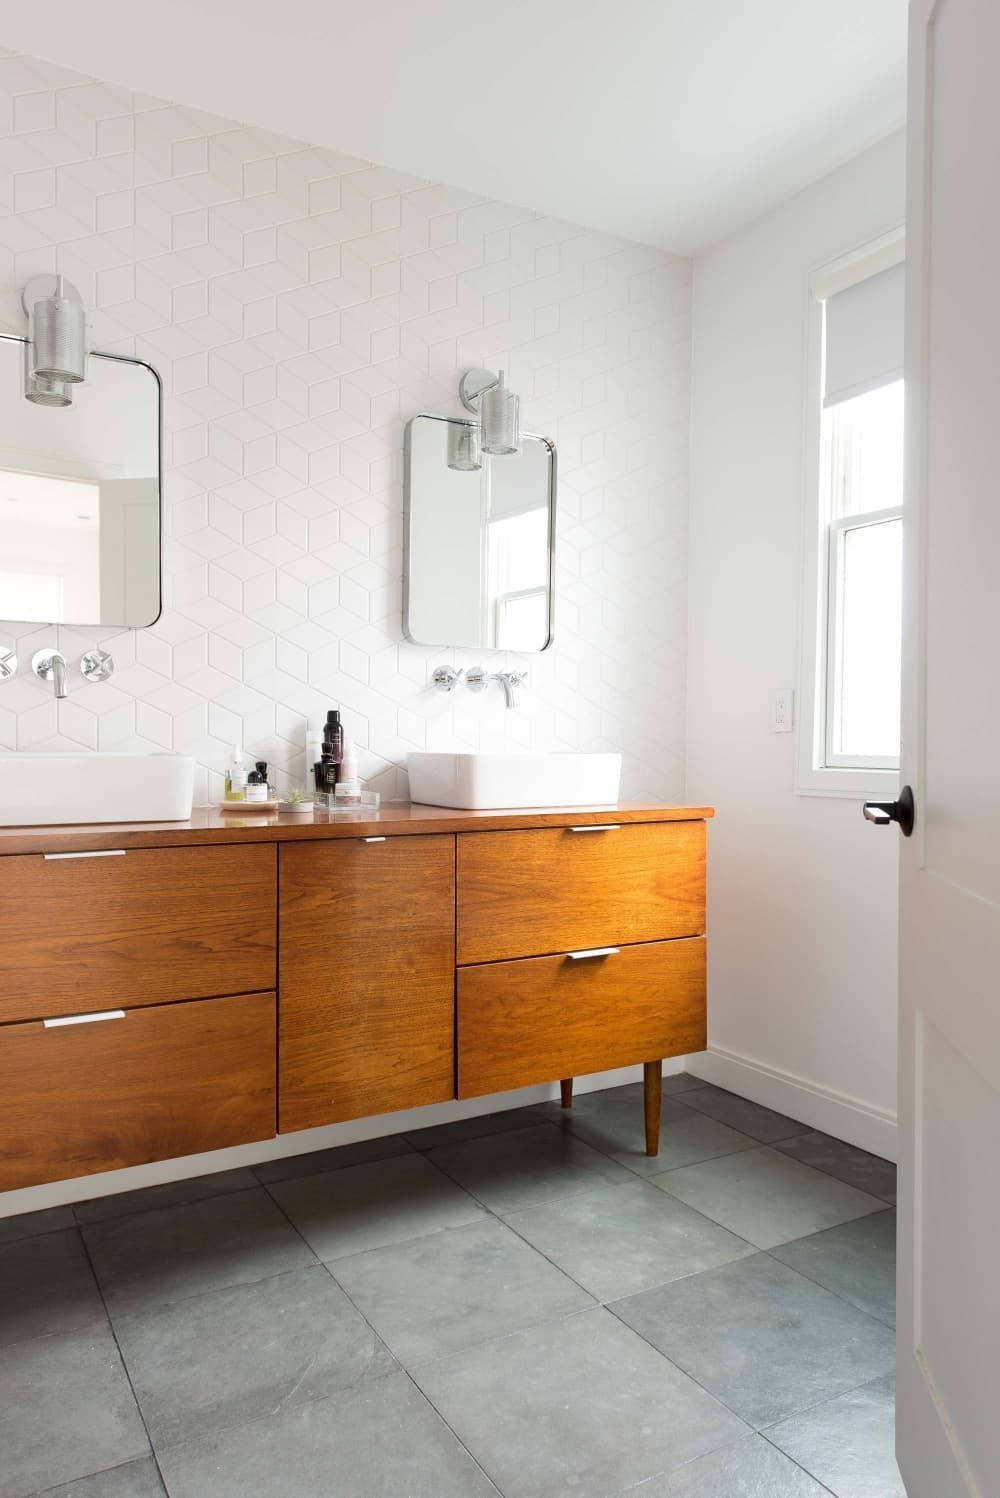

[796,228,905,798]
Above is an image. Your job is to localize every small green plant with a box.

[284,786,312,806]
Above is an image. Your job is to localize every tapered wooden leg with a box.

[643,1060,662,1155]
[560,1077,573,1109]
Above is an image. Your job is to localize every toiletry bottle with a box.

[225,744,248,801]
[246,762,269,804]
[321,710,344,798]
[334,741,362,806]
[306,718,324,788]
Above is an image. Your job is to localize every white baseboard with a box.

[0,1059,686,1220]
[686,1046,898,1163]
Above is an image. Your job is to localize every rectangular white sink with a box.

[0,753,196,826]
[407,751,622,810]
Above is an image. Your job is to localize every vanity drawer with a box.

[0,990,276,1191]
[456,820,706,964]
[457,937,706,1098]
[0,844,276,1024]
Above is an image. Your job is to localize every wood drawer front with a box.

[279,836,456,1132]
[457,821,706,965]
[0,991,276,1191]
[457,938,706,1099]
[0,844,277,1024]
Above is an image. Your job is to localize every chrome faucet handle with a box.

[81,649,114,683]
[32,649,68,699]
[0,647,17,680]
[431,665,462,693]
[465,665,491,693]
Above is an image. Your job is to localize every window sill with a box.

[795,764,899,800]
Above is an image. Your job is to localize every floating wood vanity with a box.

[0,802,712,1193]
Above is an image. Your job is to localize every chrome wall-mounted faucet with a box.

[32,650,68,699]
[431,665,463,693]
[467,666,528,709]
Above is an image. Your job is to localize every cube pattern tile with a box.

[0,49,692,804]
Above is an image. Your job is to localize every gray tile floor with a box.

[0,1078,903,1498]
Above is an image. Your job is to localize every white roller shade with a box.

[823,261,904,407]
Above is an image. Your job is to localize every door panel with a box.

[278,836,455,1131]
[897,2,1000,1491]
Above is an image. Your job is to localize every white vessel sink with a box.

[0,753,196,826]
[407,750,622,810]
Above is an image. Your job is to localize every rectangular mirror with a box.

[404,415,555,651]
[0,334,161,629]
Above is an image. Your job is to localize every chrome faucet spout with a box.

[32,649,68,699]
[466,665,528,708]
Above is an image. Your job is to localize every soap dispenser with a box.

[225,744,248,801]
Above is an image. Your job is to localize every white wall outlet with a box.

[772,688,795,733]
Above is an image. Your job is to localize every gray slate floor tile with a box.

[267,1151,486,1261]
[680,1085,810,1143]
[543,1087,757,1176]
[156,1368,499,1498]
[0,1327,148,1498]
[771,1209,897,1326]
[0,1228,106,1348]
[404,1104,545,1150]
[38,1458,166,1497]
[661,1072,709,1096]
[332,1217,593,1365]
[504,1180,755,1302]
[429,1123,634,1213]
[413,1307,748,1498]
[253,1133,413,1184]
[611,1253,895,1428]
[623,1433,830,1495]
[73,1168,258,1226]
[652,1145,885,1249]
[767,1373,904,1498]
[116,1264,395,1450]
[774,1131,897,1204]
[83,1187,316,1317]
[0,1205,75,1247]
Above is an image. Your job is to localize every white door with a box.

[895,2,1000,1493]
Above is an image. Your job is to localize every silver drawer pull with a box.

[362,836,386,843]
[567,947,620,960]
[44,1009,126,1028]
[568,824,621,833]
[44,850,126,861]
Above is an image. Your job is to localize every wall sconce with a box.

[21,274,87,407]
[459,367,520,457]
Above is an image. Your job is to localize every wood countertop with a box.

[0,800,714,856]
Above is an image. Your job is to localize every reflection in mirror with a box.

[0,335,161,628]
[404,415,555,652]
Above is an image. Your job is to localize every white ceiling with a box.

[0,0,908,254]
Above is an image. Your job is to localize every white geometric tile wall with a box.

[0,49,691,805]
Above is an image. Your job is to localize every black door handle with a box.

[863,784,915,837]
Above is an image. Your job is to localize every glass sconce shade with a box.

[479,370,519,455]
[447,420,482,472]
[23,341,72,406]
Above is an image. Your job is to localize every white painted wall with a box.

[686,131,906,1160]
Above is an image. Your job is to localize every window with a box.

[823,383,903,768]
[798,237,905,795]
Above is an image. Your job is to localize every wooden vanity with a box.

[0,801,712,1193]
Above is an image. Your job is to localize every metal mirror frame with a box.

[402,413,557,652]
[0,333,164,630]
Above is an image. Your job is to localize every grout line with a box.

[397,1368,506,1496]
[75,1224,171,1497]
